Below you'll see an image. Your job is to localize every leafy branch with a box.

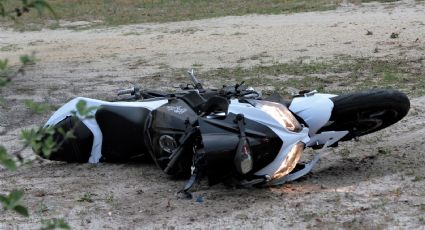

[0,53,37,88]
[0,0,56,20]
[0,2,73,228]
[21,126,69,158]
[73,100,98,119]
[1,100,94,222]
[1,100,93,223]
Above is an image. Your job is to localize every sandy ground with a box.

[1,0,425,229]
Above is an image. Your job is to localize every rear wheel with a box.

[320,89,410,141]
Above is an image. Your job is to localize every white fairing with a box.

[45,97,168,163]
[228,100,310,177]
[229,94,347,180]
[289,93,335,135]
[46,93,348,184]
[306,131,349,148]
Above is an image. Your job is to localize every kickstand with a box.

[177,168,202,200]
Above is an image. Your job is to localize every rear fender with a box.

[45,97,168,163]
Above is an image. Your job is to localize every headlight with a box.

[253,100,302,132]
[271,142,304,180]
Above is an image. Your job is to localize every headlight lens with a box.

[271,142,304,180]
[253,100,302,132]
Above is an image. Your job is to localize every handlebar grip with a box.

[117,88,134,96]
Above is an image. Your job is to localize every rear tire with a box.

[320,89,410,141]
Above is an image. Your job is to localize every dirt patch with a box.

[1,1,424,229]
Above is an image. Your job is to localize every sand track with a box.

[1,1,424,229]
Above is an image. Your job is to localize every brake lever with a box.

[187,69,203,90]
[234,81,245,92]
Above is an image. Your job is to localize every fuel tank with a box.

[149,98,198,176]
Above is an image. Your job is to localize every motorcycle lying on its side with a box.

[41,70,410,191]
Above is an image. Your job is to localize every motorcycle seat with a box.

[180,91,207,114]
[180,91,229,115]
[201,96,229,115]
[95,105,151,162]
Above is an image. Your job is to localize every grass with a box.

[24,99,53,114]
[0,0,403,30]
[77,192,97,203]
[129,58,148,69]
[412,175,424,182]
[360,0,399,2]
[236,52,271,63]
[0,44,21,52]
[164,56,425,98]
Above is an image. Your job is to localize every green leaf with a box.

[0,145,17,171]
[0,77,9,87]
[41,135,58,157]
[57,127,65,135]
[58,220,71,229]
[41,218,71,230]
[0,3,5,17]
[44,126,55,135]
[14,205,29,217]
[76,100,87,115]
[64,130,75,140]
[21,129,37,145]
[21,125,76,158]
[28,0,58,18]
[9,190,24,204]
[0,59,8,70]
[0,190,28,217]
[19,54,37,66]
[75,100,98,118]
[1,158,17,171]
[0,194,8,206]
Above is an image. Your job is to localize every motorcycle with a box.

[41,70,410,191]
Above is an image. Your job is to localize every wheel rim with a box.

[350,109,399,135]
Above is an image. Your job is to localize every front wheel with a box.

[320,89,410,141]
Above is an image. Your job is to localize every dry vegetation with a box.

[0,0,400,30]
[177,56,425,98]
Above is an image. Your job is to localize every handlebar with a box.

[115,72,260,101]
[187,69,203,90]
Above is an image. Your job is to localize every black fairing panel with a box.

[95,105,151,162]
[48,116,93,163]
[149,99,198,176]
[264,92,291,107]
[199,113,282,185]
